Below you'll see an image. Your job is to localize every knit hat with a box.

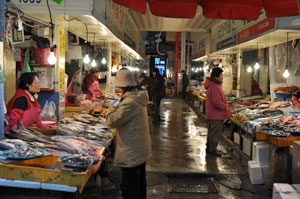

[114,69,137,87]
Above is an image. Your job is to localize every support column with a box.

[0,0,5,139]
[237,48,251,97]
[180,32,186,71]
[175,32,181,96]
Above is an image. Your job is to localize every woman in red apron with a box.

[82,69,103,99]
[6,72,55,130]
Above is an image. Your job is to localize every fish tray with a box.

[0,155,96,193]
[256,131,268,140]
[255,131,300,147]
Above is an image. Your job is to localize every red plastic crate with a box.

[34,47,57,65]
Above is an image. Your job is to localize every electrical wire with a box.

[63,16,88,43]
[46,0,54,44]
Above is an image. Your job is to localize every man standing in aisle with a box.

[204,67,232,156]
[181,70,189,99]
[150,68,165,122]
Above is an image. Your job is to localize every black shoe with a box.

[206,149,222,156]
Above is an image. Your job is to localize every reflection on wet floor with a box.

[148,97,244,175]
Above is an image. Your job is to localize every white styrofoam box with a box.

[292,147,300,184]
[292,184,300,193]
[243,135,252,156]
[252,142,270,166]
[279,192,300,199]
[273,183,297,199]
[234,132,240,145]
[248,160,263,185]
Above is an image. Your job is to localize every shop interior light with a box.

[83,54,90,64]
[101,57,107,65]
[254,62,260,70]
[46,0,57,65]
[144,70,147,73]
[48,46,56,65]
[283,33,290,79]
[91,59,97,67]
[283,68,290,78]
[200,67,203,71]
[192,68,195,71]
[247,66,253,73]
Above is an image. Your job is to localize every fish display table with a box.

[0,150,104,194]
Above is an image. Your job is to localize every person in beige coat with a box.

[106,68,152,199]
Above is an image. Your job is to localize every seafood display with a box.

[59,154,92,167]
[9,120,55,144]
[42,137,101,162]
[58,116,112,147]
[2,145,43,158]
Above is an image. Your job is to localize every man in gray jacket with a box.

[106,68,152,199]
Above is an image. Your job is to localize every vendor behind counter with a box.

[6,72,55,131]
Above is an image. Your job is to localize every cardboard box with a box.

[252,142,270,166]
[243,135,252,156]
[273,183,297,199]
[234,132,240,145]
[279,192,300,199]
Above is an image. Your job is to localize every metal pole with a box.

[0,0,4,139]
[175,32,181,96]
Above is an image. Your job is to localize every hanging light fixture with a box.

[91,33,97,67]
[254,43,260,70]
[283,33,290,78]
[83,54,90,64]
[83,21,90,64]
[247,66,253,73]
[101,40,107,65]
[48,45,57,65]
[46,0,57,65]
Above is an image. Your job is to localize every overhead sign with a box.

[192,35,206,58]
[237,18,276,43]
[211,20,237,52]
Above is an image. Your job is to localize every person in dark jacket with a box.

[138,72,153,93]
[181,70,189,99]
[150,68,165,122]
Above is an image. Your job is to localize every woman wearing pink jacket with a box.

[204,67,232,156]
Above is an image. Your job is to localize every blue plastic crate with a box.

[275,92,292,100]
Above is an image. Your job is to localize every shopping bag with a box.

[40,100,57,121]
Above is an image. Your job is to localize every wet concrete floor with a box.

[82,97,272,199]
[0,97,273,198]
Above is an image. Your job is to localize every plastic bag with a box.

[40,100,57,121]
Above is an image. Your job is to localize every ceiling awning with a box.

[113,0,299,20]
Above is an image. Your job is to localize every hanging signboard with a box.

[211,20,237,52]
[6,0,92,15]
[237,18,276,44]
[192,35,206,58]
[58,28,65,119]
